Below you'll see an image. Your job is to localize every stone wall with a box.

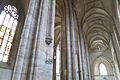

[0,68,12,80]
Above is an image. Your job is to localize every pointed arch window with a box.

[0,5,18,62]
[99,63,108,75]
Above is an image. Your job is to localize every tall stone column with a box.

[12,0,56,80]
[53,46,57,80]
[60,2,71,80]
[60,0,81,80]
[110,33,120,80]
[32,0,56,80]
[78,25,90,80]
[12,0,40,79]
[75,5,91,80]
[60,24,68,80]
[113,0,120,36]
[111,1,120,79]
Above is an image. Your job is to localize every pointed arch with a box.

[0,5,18,62]
[94,56,113,75]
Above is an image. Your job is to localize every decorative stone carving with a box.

[45,36,52,45]
[45,58,53,64]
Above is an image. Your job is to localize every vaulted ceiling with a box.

[54,0,63,47]
[78,0,114,52]
[55,0,116,53]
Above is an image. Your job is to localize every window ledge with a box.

[0,62,12,69]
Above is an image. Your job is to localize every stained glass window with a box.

[99,63,108,75]
[0,5,18,62]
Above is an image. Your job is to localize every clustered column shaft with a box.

[12,0,56,80]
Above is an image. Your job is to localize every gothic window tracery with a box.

[0,5,18,62]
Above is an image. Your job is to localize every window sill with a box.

[0,62,12,69]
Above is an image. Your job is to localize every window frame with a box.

[0,5,19,63]
[0,3,25,69]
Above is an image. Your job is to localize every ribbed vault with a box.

[54,0,115,52]
[54,0,64,47]
[80,0,114,52]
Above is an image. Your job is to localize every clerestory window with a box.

[0,5,18,62]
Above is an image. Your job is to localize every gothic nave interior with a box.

[0,0,120,80]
